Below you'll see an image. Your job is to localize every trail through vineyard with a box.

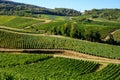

[104,29,120,41]
[0,48,120,64]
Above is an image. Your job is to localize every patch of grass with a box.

[0,16,16,24]
[112,29,120,42]
[40,14,70,21]
[3,17,41,28]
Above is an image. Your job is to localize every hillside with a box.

[84,9,120,21]
[0,0,81,16]
[0,0,120,80]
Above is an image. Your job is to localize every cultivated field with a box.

[0,53,120,80]
[0,15,120,80]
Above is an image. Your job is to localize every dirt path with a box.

[104,29,120,41]
[0,48,120,64]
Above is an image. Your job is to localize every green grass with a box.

[33,21,67,31]
[2,17,41,28]
[40,14,70,21]
[0,16,16,24]
[112,29,120,42]
[0,30,120,59]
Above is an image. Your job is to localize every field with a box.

[0,15,120,80]
[1,15,120,40]
[40,14,70,21]
[0,29,120,59]
[0,16,16,24]
[29,18,120,40]
[0,1,120,80]
[2,17,41,29]
[0,53,119,80]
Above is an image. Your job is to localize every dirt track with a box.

[104,29,120,41]
[0,48,120,64]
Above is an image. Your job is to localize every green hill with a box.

[0,0,81,16]
[84,9,120,21]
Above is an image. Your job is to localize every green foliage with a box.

[84,9,120,21]
[53,8,81,16]
[0,54,119,80]
[80,64,120,80]
[71,17,120,39]
[0,53,52,67]
[0,72,28,80]
[112,29,120,42]
[0,16,16,24]
[40,14,70,21]
[0,0,81,16]
[0,56,99,80]
[0,30,120,59]
[50,22,106,41]
[33,21,67,32]
[33,18,120,42]
[2,17,40,28]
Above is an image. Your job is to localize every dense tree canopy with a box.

[0,0,81,16]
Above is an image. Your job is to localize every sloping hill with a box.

[84,9,120,21]
[0,29,120,59]
[0,0,81,16]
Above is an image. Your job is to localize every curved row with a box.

[80,64,120,80]
[0,30,120,59]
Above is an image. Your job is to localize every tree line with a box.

[50,22,101,42]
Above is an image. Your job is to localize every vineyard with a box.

[31,19,120,40]
[0,30,120,59]
[0,53,52,67]
[0,16,42,29]
[1,15,120,42]
[40,14,70,21]
[80,64,120,80]
[0,10,120,80]
[113,29,120,42]
[0,53,119,80]
[0,16,16,24]
[0,0,120,79]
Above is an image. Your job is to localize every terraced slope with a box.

[0,53,119,80]
[0,29,120,59]
[0,53,99,80]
